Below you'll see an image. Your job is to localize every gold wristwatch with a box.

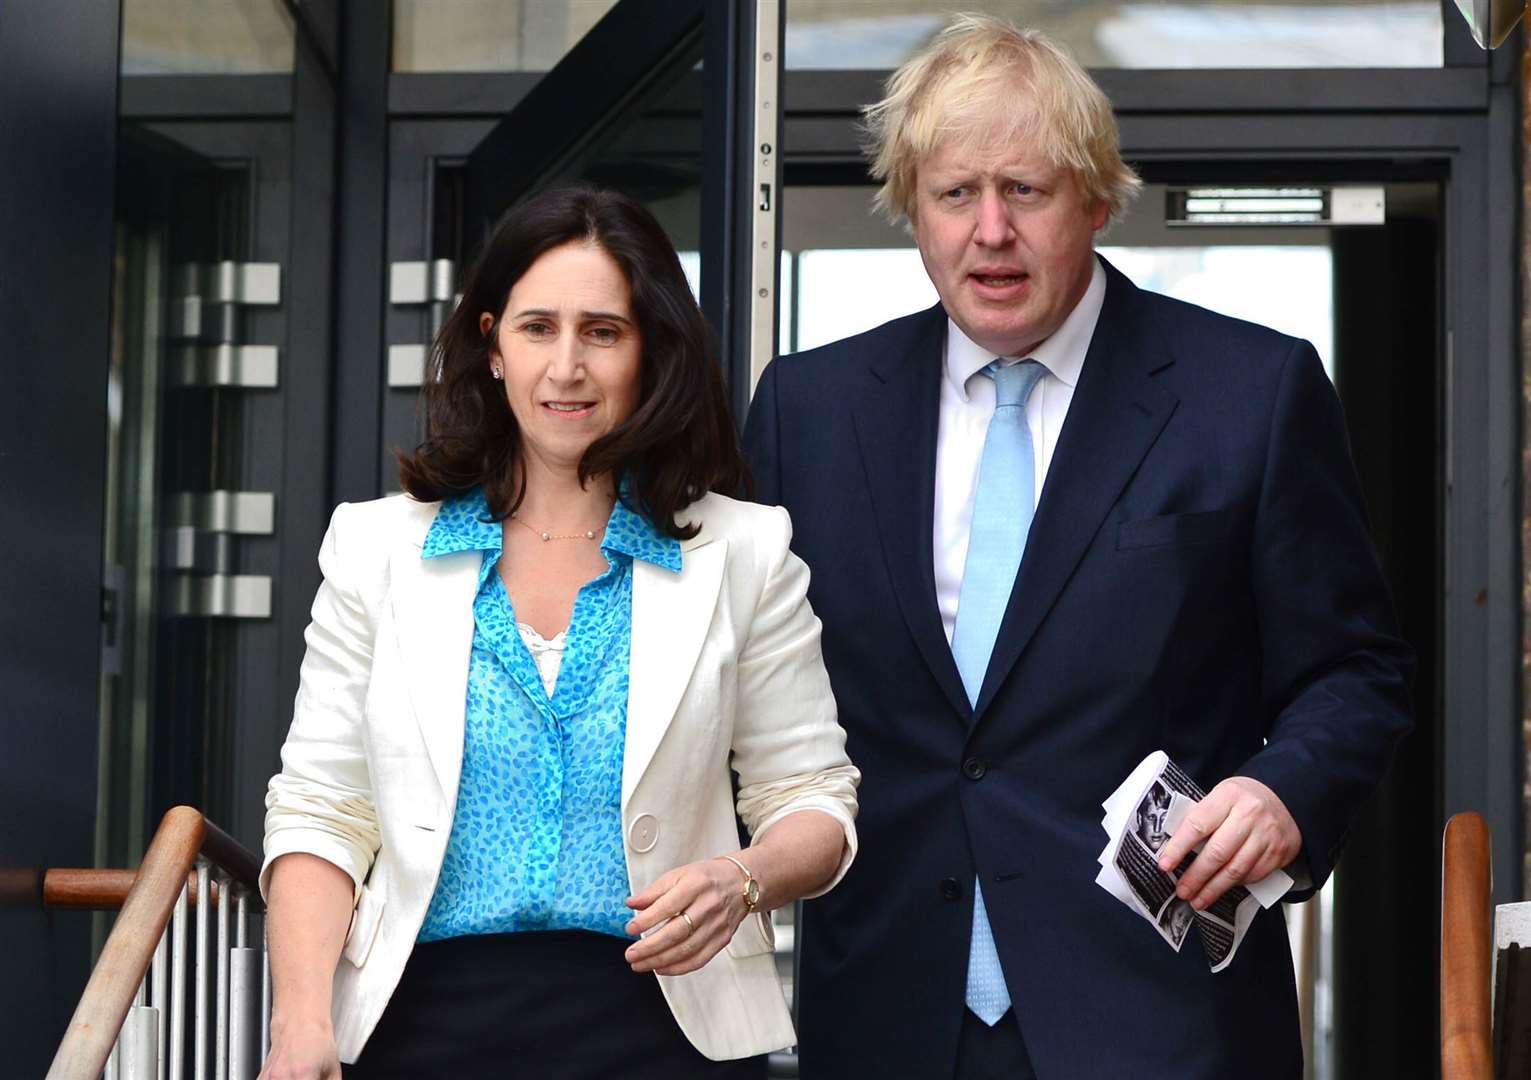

[719,854,761,913]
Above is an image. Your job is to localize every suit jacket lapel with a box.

[851,304,971,721]
[974,261,1180,720]
[623,532,725,808]
[389,523,480,806]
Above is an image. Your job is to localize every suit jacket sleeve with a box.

[742,357,783,507]
[730,503,860,897]
[1235,340,1415,893]
[260,502,382,904]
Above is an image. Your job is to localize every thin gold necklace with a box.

[509,512,600,543]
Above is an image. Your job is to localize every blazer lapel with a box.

[389,527,480,806]
[974,261,1180,720]
[851,304,971,721]
[622,533,726,808]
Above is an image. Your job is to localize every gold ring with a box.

[678,911,695,935]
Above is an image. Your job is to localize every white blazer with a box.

[261,491,859,1063]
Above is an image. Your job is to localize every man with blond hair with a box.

[744,14,1412,1078]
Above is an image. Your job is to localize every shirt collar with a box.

[604,495,683,572]
[422,486,500,559]
[944,255,1106,402]
[421,485,682,573]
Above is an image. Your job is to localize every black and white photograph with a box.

[1114,816,1178,919]
[1133,780,1173,853]
[1157,899,1195,949]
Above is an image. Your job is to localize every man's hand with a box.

[1156,776,1301,910]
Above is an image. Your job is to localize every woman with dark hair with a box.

[257,186,858,1079]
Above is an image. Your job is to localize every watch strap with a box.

[719,854,759,912]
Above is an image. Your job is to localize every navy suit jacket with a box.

[742,258,1413,1079]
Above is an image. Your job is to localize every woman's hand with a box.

[257,1016,341,1080]
[623,856,749,975]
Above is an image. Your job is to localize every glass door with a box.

[100,124,267,866]
[456,0,781,418]
[779,172,1442,1079]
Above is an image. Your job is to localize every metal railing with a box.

[46,807,269,1080]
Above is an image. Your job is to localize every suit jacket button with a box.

[939,877,962,901]
[962,757,987,780]
[628,813,660,853]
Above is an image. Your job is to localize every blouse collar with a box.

[422,485,682,573]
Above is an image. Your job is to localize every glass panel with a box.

[785,1,1444,70]
[504,49,704,293]
[393,0,622,72]
[793,249,937,351]
[1097,245,1334,377]
[782,186,1335,373]
[121,0,295,75]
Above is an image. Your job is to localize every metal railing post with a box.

[216,872,230,1080]
[170,882,188,1080]
[260,917,271,1066]
[229,890,261,1080]
[121,978,158,1080]
[152,921,169,1080]
[195,861,210,1080]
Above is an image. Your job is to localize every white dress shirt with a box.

[934,258,1107,644]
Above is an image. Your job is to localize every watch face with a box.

[745,879,761,906]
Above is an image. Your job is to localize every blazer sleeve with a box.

[730,503,860,898]
[1234,339,1415,894]
[260,502,382,905]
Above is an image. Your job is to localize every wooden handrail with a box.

[43,868,230,910]
[45,806,263,1080]
[1441,811,1493,1080]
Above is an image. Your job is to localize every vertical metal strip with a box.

[152,922,169,1080]
[216,873,230,1080]
[228,946,260,1080]
[229,890,254,1080]
[747,0,782,396]
[195,862,209,1080]
[260,917,271,1065]
[121,1005,161,1080]
[170,882,188,1080]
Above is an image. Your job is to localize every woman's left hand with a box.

[623,857,748,975]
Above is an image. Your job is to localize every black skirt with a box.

[346,930,769,1079]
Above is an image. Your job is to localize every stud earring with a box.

[491,366,503,380]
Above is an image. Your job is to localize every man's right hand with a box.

[257,1016,341,1080]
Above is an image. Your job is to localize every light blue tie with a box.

[952,359,1046,1026]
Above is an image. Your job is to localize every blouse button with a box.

[628,813,660,853]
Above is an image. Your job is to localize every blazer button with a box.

[962,757,987,780]
[939,877,962,901]
[628,813,660,853]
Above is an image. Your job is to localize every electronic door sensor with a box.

[1166,187,1385,227]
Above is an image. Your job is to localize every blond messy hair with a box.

[864,14,1141,227]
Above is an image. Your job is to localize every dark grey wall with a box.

[0,2,120,1072]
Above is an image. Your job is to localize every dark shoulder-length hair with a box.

[397,185,748,539]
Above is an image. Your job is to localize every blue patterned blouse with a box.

[416,486,682,943]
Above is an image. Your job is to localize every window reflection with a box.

[785,1,1443,70]
[121,0,294,75]
[392,0,620,73]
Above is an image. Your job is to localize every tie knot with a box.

[987,359,1046,409]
